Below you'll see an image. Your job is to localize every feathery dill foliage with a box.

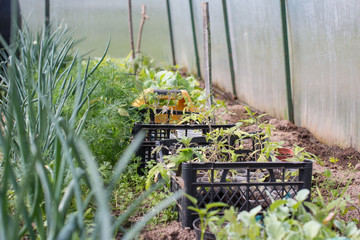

[0,22,180,239]
[80,58,144,166]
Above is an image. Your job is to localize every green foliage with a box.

[77,57,144,166]
[312,169,355,220]
[209,189,360,239]
[329,157,340,164]
[187,194,227,240]
[139,68,201,95]
[0,22,181,239]
[111,162,178,231]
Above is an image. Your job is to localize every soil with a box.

[140,88,360,239]
[140,221,195,240]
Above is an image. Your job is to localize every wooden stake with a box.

[136,4,149,54]
[202,2,212,109]
[45,0,50,32]
[128,0,135,60]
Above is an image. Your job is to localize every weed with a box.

[329,157,340,164]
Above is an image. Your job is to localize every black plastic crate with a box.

[134,89,197,124]
[132,123,237,172]
[179,160,313,228]
[157,133,263,166]
[138,108,194,124]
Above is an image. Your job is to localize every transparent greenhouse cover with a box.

[19,0,172,61]
[18,0,360,151]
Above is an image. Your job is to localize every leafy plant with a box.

[78,57,144,166]
[139,68,200,95]
[210,189,360,239]
[329,157,340,164]
[187,194,227,240]
[312,169,355,221]
[0,19,181,239]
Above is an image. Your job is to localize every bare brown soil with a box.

[140,90,360,239]
[140,221,195,240]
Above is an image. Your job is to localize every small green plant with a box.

[187,194,227,240]
[329,157,340,164]
[210,189,360,239]
[312,169,354,219]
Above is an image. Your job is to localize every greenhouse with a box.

[1,0,360,239]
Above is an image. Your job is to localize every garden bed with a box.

[180,160,312,228]
[140,90,360,240]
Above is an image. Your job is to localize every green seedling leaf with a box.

[346,222,360,237]
[339,200,347,214]
[295,189,310,202]
[285,232,301,240]
[118,107,130,117]
[188,206,206,215]
[326,198,341,212]
[270,199,287,211]
[316,186,324,204]
[185,193,198,206]
[206,202,228,211]
[266,221,285,240]
[303,220,321,239]
[249,205,262,216]
[323,169,332,178]
[303,202,319,215]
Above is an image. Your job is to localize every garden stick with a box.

[45,0,50,30]
[202,2,212,109]
[136,4,149,54]
[127,0,135,60]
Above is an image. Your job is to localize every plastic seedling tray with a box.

[179,160,313,228]
[132,123,237,173]
[156,133,262,166]
[132,89,196,124]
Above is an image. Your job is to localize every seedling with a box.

[186,194,227,240]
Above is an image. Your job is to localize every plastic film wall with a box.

[16,1,360,150]
[288,0,360,149]
[19,0,172,61]
[227,0,288,119]
[169,0,197,75]
[192,0,232,95]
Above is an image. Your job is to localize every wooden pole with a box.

[136,4,149,54]
[45,0,50,30]
[128,0,135,60]
[202,2,212,109]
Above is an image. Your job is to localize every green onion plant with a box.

[0,7,181,239]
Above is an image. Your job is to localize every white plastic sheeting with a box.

[227,0,288,120]
[17,0,360,150]
[192,0,233,95]
[19,0,172,61]
[169,0,198,75]
[288,0,360,149]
